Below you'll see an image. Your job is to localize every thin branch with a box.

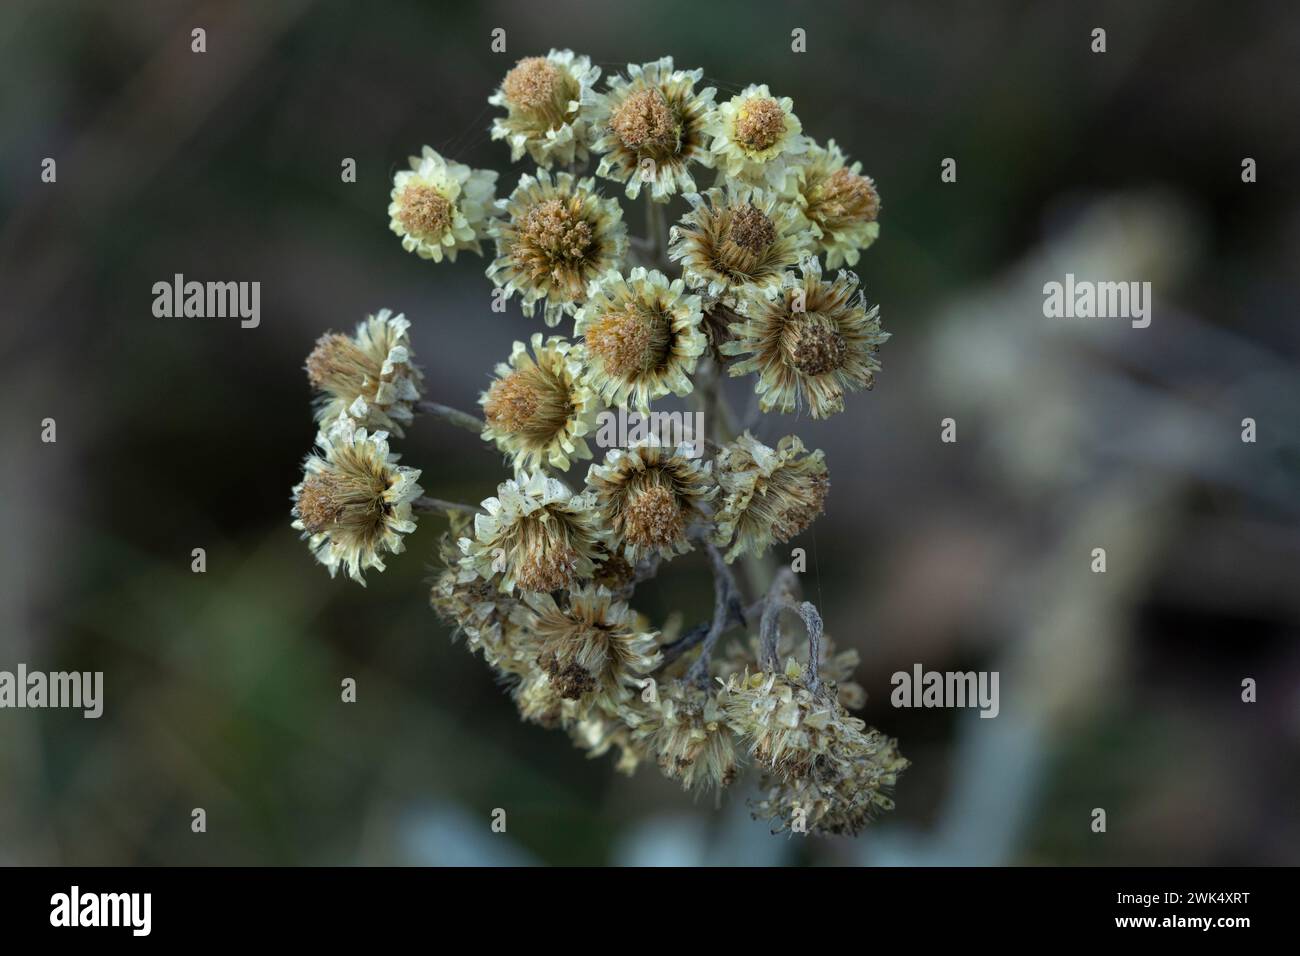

[795,601,825,695]
[686,542,746,687]
[759,567,800,670]
[413,496,481,517]
[416,400,484,434]
[645,193,667,269]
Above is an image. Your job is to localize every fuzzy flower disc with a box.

[480,333,598,472]
[585,444,716,563]
[573,267,705,411]
[514,585,662,712]
[788,138,881,268]
[488,169,629,327]
[290,416,422,585]
[305,309,424,437]
[585,56,717,201]
[668,183,810,308]
[489,50,601,168]
[704,84,808,189]
[722,257,888,419]
[713,432,829,562]
[634,680,741,794]
[389,146,497,262]
[459,470,607,593]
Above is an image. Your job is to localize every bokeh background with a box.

[2,0,1298,865]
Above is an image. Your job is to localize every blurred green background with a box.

[2,0,1298,865]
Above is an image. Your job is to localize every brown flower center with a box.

[786,318,849,376]
[483,366,574,443]
[540,652,597,700]
[517,198,594,262]
[622,480,684,548]
[585,302,672,379]
[733,97,786,152]
[727,204,776,251]
[305,332,380,397]
[397,184,453,240]
[514,514,579,591]
[610,87,678,154]
[814,169,881,226]
[764,466,830,542]
[503,57,568,117]
[717,204,777,278]
[297,470,387,536]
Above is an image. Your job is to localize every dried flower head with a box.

[635,680,740,794]
[489,50,601,168]
[516,585,662,711]
[722,257,888,419]
[431,517,533,678]
[512,667,573,729]
[585,56,717,201]
[574,267,706,411]
[704,83,808,189]
[753,731,908,836]
[290,416,422,585]
[459,470,607,593]
[668,183,810,308]
[719,628,867,711]
[569,710,651,775]
[480,333,598,473]
[388,146,498,262]
[788,139,881,268]
[488,169,628,327]
[306,309,424,437]
[713,432,829,562]
[586,444,716,563]
[721,659,868,779]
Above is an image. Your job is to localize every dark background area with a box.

[2,0,1298,865]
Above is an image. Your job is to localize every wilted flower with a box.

[586,444,716,563]
[569,709,651,775]
[713,432,829,562]
[586,56,716,201]
[668,183,810,308]
[305,309,424,437]
[290,416,422,585]
[489,50,601,168]
[636,680,740,794]
[753,731,908,836]
[704,83,808,189]
[480,333,598,473]
[512,667,574,728]
[788,139,880,268]
[488,169,628,326]
[574,267,706,411]
[516,585,661,711]
[431,517,533,677]
[459,470,606,593]
[721,658,869,779]
[389,146,497,262]
[723,257,888,419]
[719,629,867,711]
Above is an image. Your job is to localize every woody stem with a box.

[416,400,484,434]
[413,496,480,517]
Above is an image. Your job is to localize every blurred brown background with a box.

[2,0,1298,865]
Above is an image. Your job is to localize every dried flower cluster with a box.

[291,52,903,835]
